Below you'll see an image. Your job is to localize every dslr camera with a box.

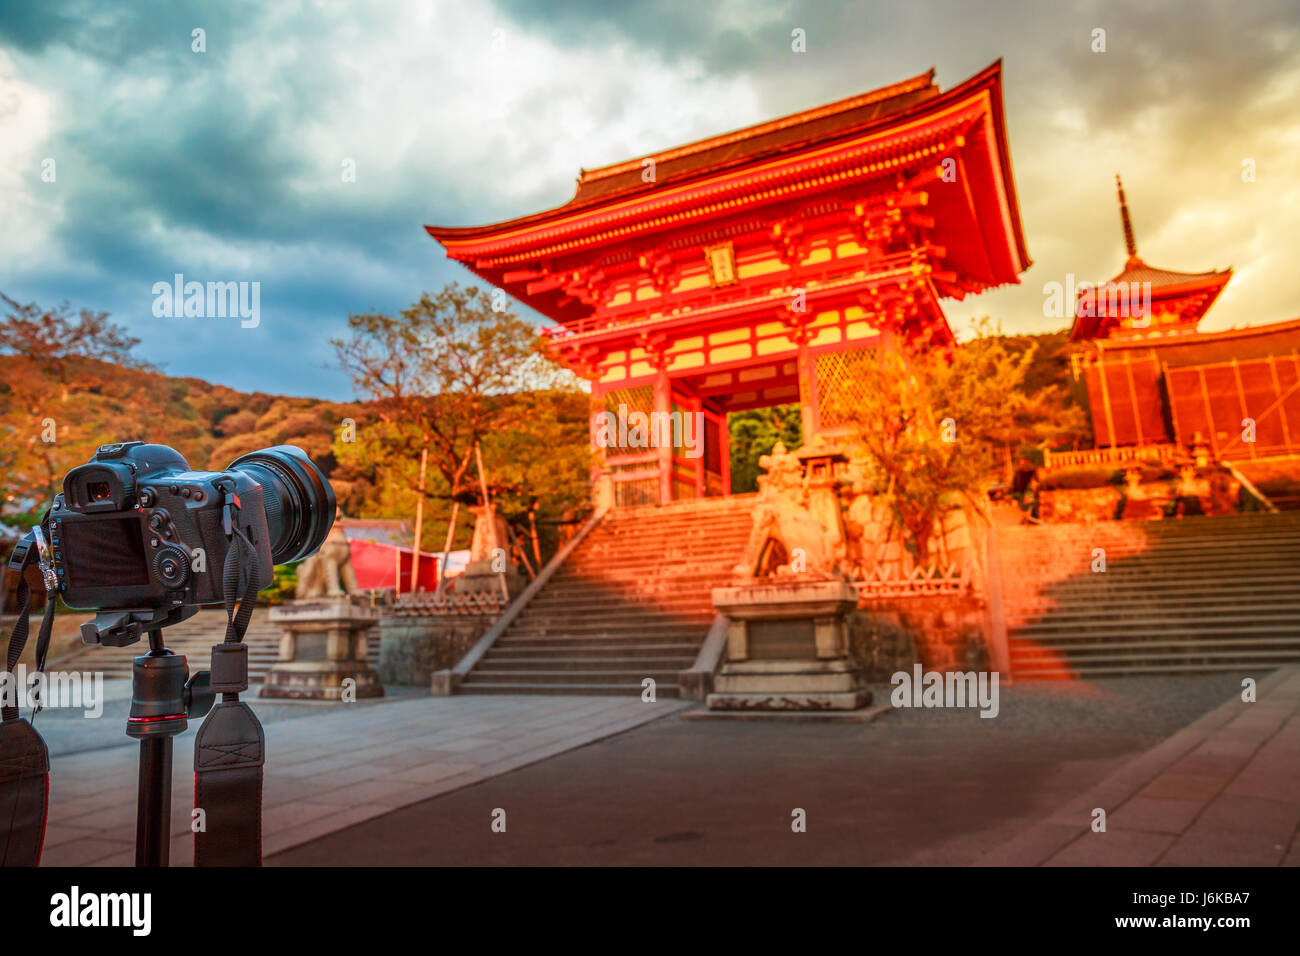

[13,441,335,647]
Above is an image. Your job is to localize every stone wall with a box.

[1038,486,1124,523]
[847,594,989,678]
[377,612,496,686]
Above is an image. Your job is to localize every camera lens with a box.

[227,446,336,564]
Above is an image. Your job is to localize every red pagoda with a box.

[427,62,1030,505]
[1070,175,1231,343]
[1071,179,1300,459]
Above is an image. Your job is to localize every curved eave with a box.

[427,61,1029,270]
[1069,268,1233,342]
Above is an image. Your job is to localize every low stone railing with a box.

[393,591,509,616]
[1043,443,1178,470]
[851,562,972,599]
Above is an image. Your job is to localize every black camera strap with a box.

[193,513,265,867]
[0,524,55,867]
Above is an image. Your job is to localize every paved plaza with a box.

[34,669,1298,866]
[39,690,687,865]
[986,667,1300,866]
[276,670,1296,866]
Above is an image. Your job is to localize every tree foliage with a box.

[331,284,589,554]
[728,404,802,493]
[828,319,1087,563]
[0,294,366,523]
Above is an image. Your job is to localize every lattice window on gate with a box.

[602,385,654,454]
[816,346,876,431]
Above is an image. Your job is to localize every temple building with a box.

[427,62,1030,506]
[1070,178,1300,460]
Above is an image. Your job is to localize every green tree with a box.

[728,404,802,493]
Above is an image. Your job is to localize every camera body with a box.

[10,440,335,647]
[53,441,274,615]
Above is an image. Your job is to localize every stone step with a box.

[1009,621,1300,641]
[1012,649,1300,668]
[1011,640,1300,658]
[458,681,679,697]
[1008,609,1300,633]
[1002,513,1300,678]
[1005,591,1300,615]
[1002,571,1299,595]
[505,617,710,633]
[477,656,695,670]
[459,497,748,695]
[1013,661,1300,679]
[486,642,701,657]
[464,668,686,682]
[497,634,707,648]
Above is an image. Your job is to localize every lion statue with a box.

[296,511,359,598]
[734,443,843,581]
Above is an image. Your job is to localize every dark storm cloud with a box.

[492,0,784,75]
[0,0,253,62]
[2,0,1298,399]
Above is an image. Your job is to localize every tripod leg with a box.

[135,735,173,867]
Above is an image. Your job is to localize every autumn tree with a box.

[0,294,151,518]
[331,284,588,556]
[827,320,1085,564]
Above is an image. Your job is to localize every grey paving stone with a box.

[1045,829,1175,867]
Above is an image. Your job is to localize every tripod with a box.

[126,629,213,867]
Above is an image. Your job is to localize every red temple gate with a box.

[427,62,1030,504]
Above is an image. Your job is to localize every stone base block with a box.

[259,661,385,700]
[430,669,460,696]
[707,658,871,711]
[706,688,873,711]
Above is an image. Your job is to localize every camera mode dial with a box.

[153,545,191,588]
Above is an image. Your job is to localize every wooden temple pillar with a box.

[793,321,820,441]
[654,361,673,505]
[704,401,732,496]
[588,381,613,511]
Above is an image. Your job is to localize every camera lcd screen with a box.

[61,517,150,588]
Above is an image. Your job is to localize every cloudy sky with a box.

[1,0,1298,399]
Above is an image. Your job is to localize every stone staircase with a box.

[1000,512,1300,679]
[459,494,757,697]
[53,607,380,682]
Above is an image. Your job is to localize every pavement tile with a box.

[39,837,134,866]
[260,803,394,858]
[261,799,350,832]
[1156,829,1287,867]
[1044,829,1175,867]
[389,761,477,785]
[37,693,697,865]
[974,821,1086,866]
[309,779,428,808]
[1189,793,1300,843]
[1136,772,1229,802]
[1016,667,1300,865]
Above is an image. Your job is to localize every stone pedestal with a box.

[260,597,384,700]
[708,579,870,711]
[455,558,527,600]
